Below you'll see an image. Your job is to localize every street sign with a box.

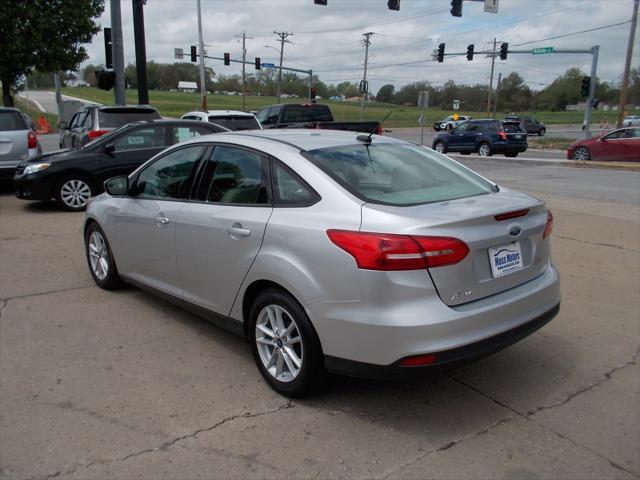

[532,47,554,55]
[174,48,184,60]
[262,62,275,68]
[484,0,498,14]
[418,90,429,109]
[453,99,460,110]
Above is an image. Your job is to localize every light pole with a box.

[264,45,280,97]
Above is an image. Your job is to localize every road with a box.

[17,90,97,114]
[0,159,638,479]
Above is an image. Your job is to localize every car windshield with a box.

[208,116,260,130]
[98,109,160,128]
[0,111,28,131]
[304,143,495,206]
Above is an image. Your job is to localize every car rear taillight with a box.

[543,211,553,239]
[495,209,529,221]
[27,130,37,149]
[498,130,507,140]
[326,230,469,271]
[375,124,383,135]
[399,354,438,367]
[87,129,109,140]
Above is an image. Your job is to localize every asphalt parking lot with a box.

[1,160,639,479]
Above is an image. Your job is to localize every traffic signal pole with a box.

[196,0,207,110]
[110,0,126,105]
[132,0,149,105]
[616,0,639,128]
[486,38,497,117]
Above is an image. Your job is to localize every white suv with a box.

[623,115,640,127]
[181,110,262,131]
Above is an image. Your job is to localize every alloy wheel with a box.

[434,142,446,154]
[60,179,92,209]
[479,144,491,157]
[88,231,110,280]
[573,147,590,161]
[255,304,304,383]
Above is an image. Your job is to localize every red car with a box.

[567,127,640,161]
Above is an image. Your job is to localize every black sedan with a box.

[14,119,226,211]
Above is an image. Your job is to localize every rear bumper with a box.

[325,303,560,379]
[308,263,560,369]
[491,142,528,154]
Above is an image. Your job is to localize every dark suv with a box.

[59,105,161,149]
[432,119,528,157]
[504,116,546,136]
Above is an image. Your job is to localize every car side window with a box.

[169,125,211,144]
[81,110,93,128]
[266,107,280,124]
[604,130,626,140]
[112,126,168,151]
[272,160,318,206]
[69,112,81,129]
[136,145,205,200]
[196,146,269,204]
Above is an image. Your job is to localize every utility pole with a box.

[110,0,126,105]
[235,31,253,110]
[492,72,501,118]
[53,72,64,122]
[616,0,639,128]
[274,31,293,103]
[486,37,497,117]
[360,32,374,121]
[132,0,149,105]
[197,0,207,110]
[584,45,599,139]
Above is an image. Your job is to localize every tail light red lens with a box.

[498,130,507,140]
[495,208,529,221]
[326,230,469,271]
[27,130,37,149]
[399,354,437,367]
[87,129,109,140]
[543,211,553,239]
[375,124,383,135]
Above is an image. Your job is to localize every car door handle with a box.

[227,223,251,238]
[154,215,170,226]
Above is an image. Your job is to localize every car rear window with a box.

[98,108,161,128]
[0,111,27,131]
[208,116,260,131]
[304,143,495,206]
[281,106,333,123]
[502,122,524,133]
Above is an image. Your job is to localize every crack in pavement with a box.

[30,401,293,480]
[556,235,640,254]
[0,285,94,304]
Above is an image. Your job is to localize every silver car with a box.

[84,130,560,396]
[0,107,42,178]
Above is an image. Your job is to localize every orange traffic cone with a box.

[36,115,50,134]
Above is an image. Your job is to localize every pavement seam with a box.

[556,235,640,254]
[0,285,94,304]
[29,401,293,480]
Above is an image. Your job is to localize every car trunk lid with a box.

[360,189,550,306]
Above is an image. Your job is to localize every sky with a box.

[82,0,640,94]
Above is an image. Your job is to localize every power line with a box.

[512,19,632,46]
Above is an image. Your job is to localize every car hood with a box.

[22,148,85,165]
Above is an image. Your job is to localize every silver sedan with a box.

[84,130,560,397]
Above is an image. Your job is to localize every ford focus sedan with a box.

[84,130,560,396]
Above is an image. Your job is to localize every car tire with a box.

[573,146,591,161]
[478,142,492,157]
[505,152,518,158]
[84,222,123,290]
[249,288,326,397]
[538,128,546,136]
[434,141,447,154]
[55,175,96,211]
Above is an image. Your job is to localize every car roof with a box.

[98,105,159,113]
[193,129,404,152]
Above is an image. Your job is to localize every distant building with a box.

[178,81,198,92]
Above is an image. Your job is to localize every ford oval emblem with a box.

[510,226,522,236]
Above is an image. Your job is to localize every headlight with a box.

[23,163,51,175]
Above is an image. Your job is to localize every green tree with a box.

[0,0,104,106]
[82,64,102,88]
[376,84,395,103]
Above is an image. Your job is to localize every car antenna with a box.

[357,110,392,144]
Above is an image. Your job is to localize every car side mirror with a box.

[104,143,115,155]
[104,176,128,196]
[59,121,69,130]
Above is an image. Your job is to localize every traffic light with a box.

[255,57,261,70]
[437,43,445,63]
[95,70,115,90]
[581,76,591,97]
[450,0,462,17]
[387,0,400,10]
[190,45,197,62]
[499,42,508,60]
[466,44,474,61]
[104,27,113,69]
[311,87,317,103]
[314,0,327,4]
[224,53,230,66]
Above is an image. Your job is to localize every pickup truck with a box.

[255,104,382,134]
